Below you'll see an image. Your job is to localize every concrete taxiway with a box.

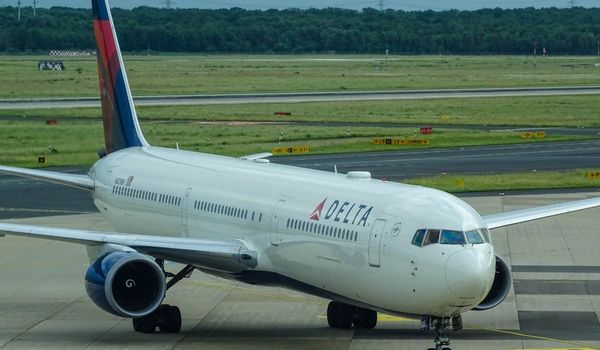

[2,192,600,349]
[2,86,600,109]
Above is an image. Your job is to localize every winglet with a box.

[92,0,148,154]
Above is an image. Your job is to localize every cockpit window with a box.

[440,230,465,245]
[423,229,440,246]
[412,227,490,247]
[411,229,426,246]
[478,228,491,243]
[465,230,484,244]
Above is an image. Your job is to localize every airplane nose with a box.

[445,249,494,299]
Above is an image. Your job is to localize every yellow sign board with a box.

[272,146,310,155]
[520,131,546,139]
[586,171,600,179]
[455,179,465,188]
[373,138,430,145]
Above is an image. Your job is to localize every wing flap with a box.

[483,196,600,229]
[0,165,94,191]
[0,222,257,273]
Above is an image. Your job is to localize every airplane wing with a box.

[0,165,94,191]
[240,152,272,161]
[483,196,600,229]
[0,222,257,273]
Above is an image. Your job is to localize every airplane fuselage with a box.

[91,146,496,318]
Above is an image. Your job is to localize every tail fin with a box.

[92,0,148,154]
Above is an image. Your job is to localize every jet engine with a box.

[85,251,166,318]
[473,255,512,311]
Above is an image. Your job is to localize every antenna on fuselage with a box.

[334,165,338,174]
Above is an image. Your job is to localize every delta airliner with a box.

[1,1,600,349]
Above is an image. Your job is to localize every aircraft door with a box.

[181,187,192,236]
[270,199,286,246]
[368,219,386,267]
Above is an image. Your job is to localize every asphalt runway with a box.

[273,140,600,179]
[1,86,600,109]
[2,192,600,350]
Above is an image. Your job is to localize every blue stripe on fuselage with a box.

[113,71,143,147]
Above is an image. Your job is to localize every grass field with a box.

[2,93,600,127]
[0,120,587,167]
[1,54,599,191]
[1,55,600,98]
[405,169,600,192]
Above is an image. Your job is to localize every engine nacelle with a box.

[85,251,166,318]
[473,255,512,311]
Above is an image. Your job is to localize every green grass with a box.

[0,120,104,167]
[405,169,600,192]
[2,93,600,127]
[0,120,588,168]
[2,54,600,191]
[2,55,600,98]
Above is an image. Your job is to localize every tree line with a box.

[1,5,600,54]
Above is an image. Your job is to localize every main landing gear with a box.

[326,301,378,329]
[132,262,195,334]
[422,314,463,350]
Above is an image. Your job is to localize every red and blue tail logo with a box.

[92,0,147,154]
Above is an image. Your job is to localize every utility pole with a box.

[378,0,384,11]
[17,0,21,21]
[33,0,37,16]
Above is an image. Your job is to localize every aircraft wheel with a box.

[353,307,377,329]
[157,305,182,333]
[133,314,157,333]
[327,301,354,329]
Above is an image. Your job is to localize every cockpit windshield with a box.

[440,230,465,244]
[465,230,484,244]
[412,228,490,247]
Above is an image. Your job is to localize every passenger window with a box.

[466,230,484,244]
[412,229,426,247]
[440,230,466,245]
[423,230,440,246]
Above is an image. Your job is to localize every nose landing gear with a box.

[423,314,462,350]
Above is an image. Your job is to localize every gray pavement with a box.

[2,86,600,109]
[273,140,600,180]
[2,193,600,349]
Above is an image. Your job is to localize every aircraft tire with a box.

[353,307,377,329]
[157,305,182,333]
[133,315,157,333]
[327,301,353,329]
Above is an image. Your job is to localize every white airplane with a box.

[1,1,600,349]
